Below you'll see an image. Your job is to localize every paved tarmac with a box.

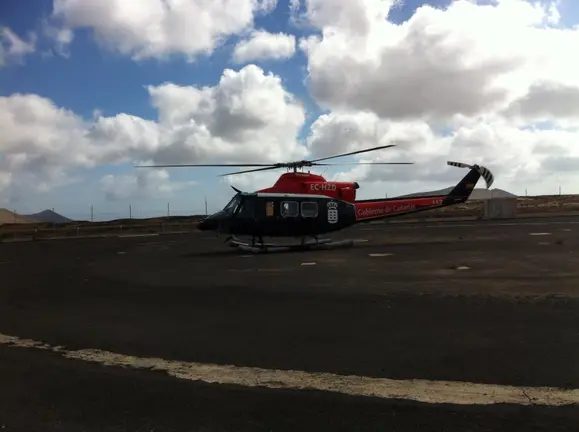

[1,216,579,431]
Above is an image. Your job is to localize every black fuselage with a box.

[197,162,494,240]
[198,192,357,237]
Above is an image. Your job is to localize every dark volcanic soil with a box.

[1,216,579,431]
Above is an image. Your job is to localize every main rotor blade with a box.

[218,166,281,177]
[313,162,414,166]
[309,144,397,163]
[135,163,275,168]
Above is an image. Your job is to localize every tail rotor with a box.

[447,161,494,189]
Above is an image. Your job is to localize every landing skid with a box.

[227,236,354,254]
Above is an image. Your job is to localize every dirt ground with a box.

[1,216,579,431]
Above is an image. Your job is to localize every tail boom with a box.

[354,161,494,222]
[355,196,447,221]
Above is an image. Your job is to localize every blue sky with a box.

[1,0,454,220]
[1,0,579,220]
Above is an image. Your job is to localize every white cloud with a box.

[41,21,74,58]
[145,64,306,163]
[99,169,196,201]
[0,27,36,66]
[503,81,579,122]
[289,0,579,195]
[307,110,579,196]
[49,0,279,61]
[6,0,579,207]
[300,0,579,121]
[289,0,301,13]
[0,93,93,200]
[232,30,296,63]
[0,65,307,201]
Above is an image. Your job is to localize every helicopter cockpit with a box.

[222,193,256,219]
[223,194,242,214]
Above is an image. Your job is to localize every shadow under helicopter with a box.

[181,234,474,258]
[182,231,360,257]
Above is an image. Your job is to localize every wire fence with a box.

[68,205,208,222]
[2,188,578,224]
[4,203,210,223]
[0,219,202,242]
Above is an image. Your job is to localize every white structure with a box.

[483,197,518,219]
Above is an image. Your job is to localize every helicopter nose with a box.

[197,216,217,231]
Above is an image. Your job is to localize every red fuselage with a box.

[256,172,450,221]
[257,172,360,202]
[353,196,447,221]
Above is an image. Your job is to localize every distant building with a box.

[397,187,517,201]
[468,188,517,200]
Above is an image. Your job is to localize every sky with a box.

[2,0,579,221]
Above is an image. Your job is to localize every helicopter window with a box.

[281,201,299,218]
[301,201,318,218]
[223,195,241,213]
[266,201,274,217]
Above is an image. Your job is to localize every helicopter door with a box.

[280,201,299,218]
[236,196,255,218]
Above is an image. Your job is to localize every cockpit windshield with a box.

[223,195,241,213]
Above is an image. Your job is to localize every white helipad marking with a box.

[530,232,551,236]
[118,233,159,238]
[301,262,317,266]
[369,253,393,257]
[421,221,579,229]
[0,333,578,406]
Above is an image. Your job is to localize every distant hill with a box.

[398,186,453,198]
[25,209,72,223]
[0,208,36,225]
[398,187,517,200]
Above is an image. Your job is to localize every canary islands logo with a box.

[327,201,338,224]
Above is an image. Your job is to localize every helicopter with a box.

[137,144,414,203]
[138,157,494,253]
[196,160,493,252]
[136,145,494,252]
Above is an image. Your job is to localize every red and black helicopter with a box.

[138,145,494,253]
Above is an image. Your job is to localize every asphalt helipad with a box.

[1,216,579,431]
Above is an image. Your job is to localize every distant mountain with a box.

[397,188,517,200]
[397,186,454,198]
[25,209,72,223]
[0,208,36,225]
